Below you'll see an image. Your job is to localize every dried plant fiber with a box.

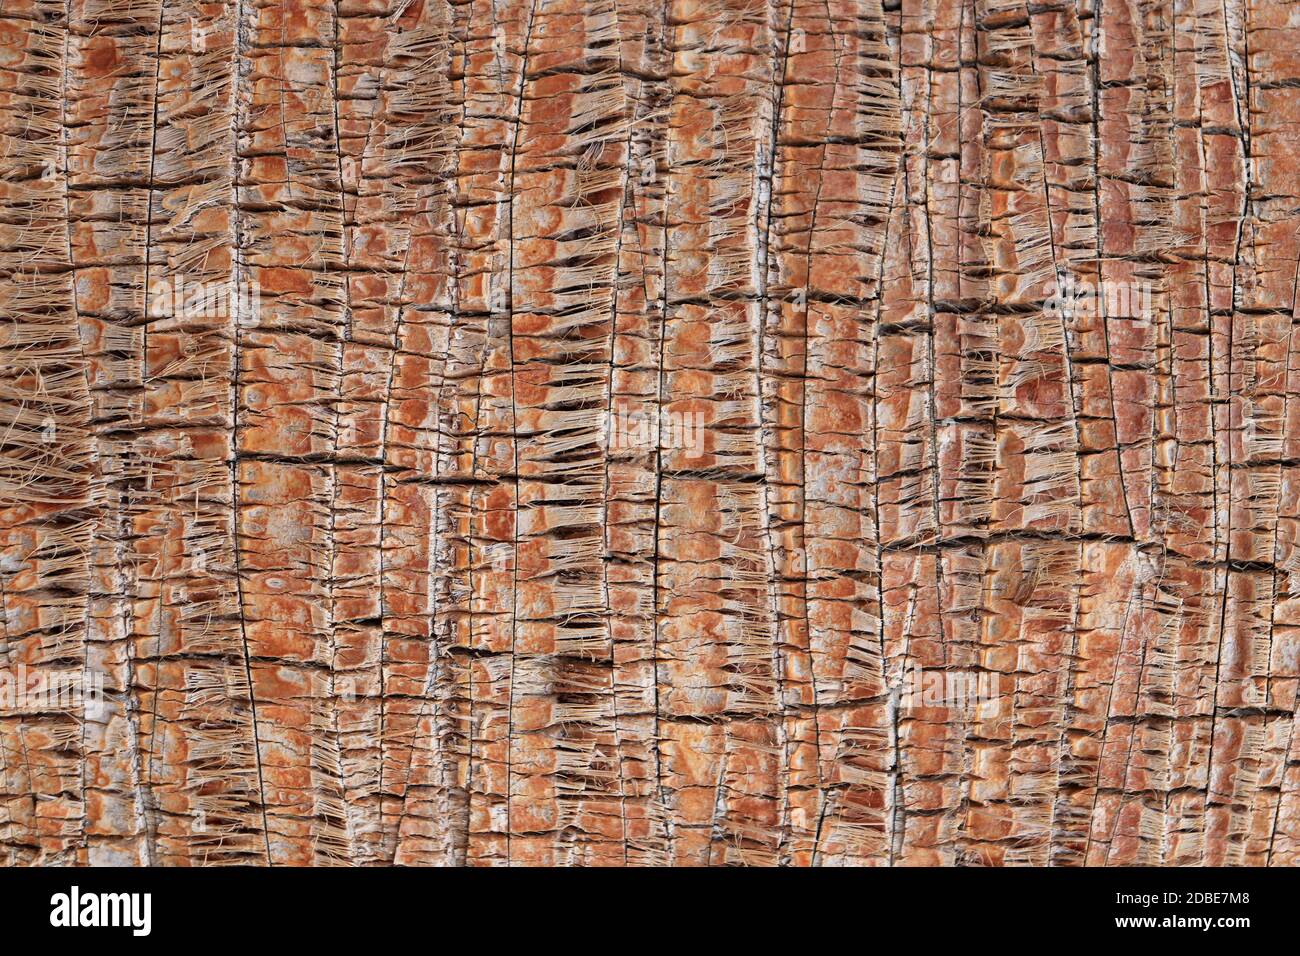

[0,0,1297,867]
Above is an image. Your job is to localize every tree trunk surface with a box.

[1,0,1297,866]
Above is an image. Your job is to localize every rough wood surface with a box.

[1,0,1298,866]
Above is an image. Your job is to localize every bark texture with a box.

[1,0,1298,866]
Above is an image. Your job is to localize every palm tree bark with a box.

[0,0,1297,866]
